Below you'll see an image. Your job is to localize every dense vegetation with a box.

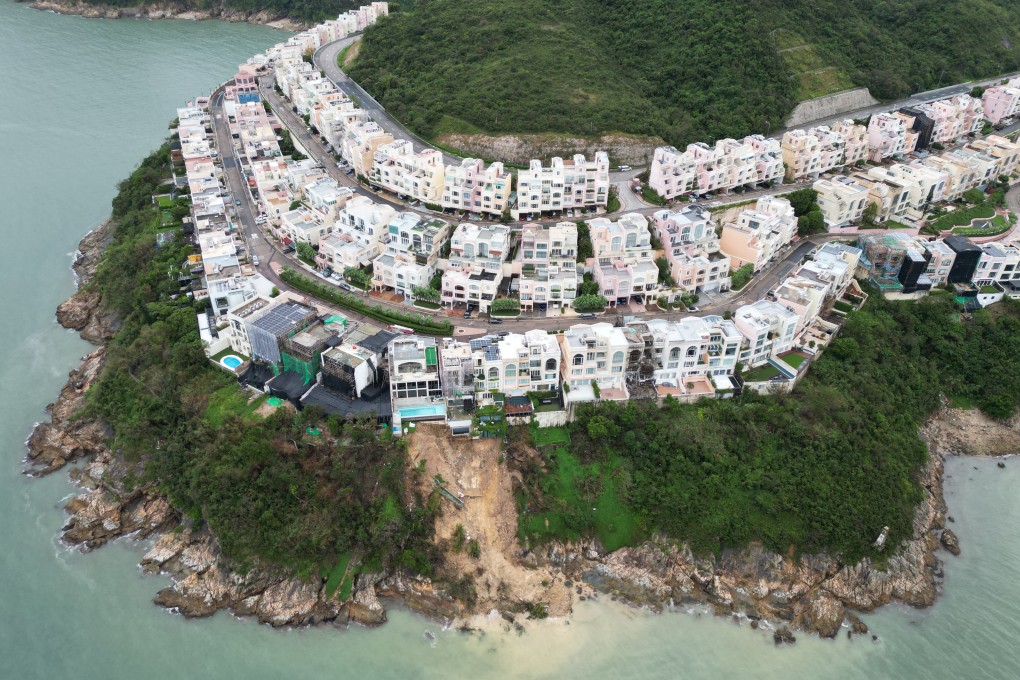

[350,0,1020,148]
[517,294,1020,561]
[85,144,441,579]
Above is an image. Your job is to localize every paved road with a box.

[778,72,1020,137]
[314,37,463,167]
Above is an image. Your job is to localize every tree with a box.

[862,202,878,227]
[296,242,317,265]
[491,297,521,313]
[573,294,608,312]
[655,257,675,286]
[786,188,818,217]
[343,266,372,289]
[412,285,440,303]
[962,189,986,205]
[579,273,600,296]
[575,221,593,262]
[730,263,753,290]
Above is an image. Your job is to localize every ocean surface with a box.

[1,3,1019,677]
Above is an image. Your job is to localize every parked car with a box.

[338,282,353,292]
[617,165,632,172]
[578,312,597,319]
[234,199,242,206]
[488,318,503,325]
[331,272,343,281]
[463,310,472,319]
[251,255,259,266]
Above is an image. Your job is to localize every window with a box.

[545,358,557,371]
[612,351,624,364]
[573,354,583,366]
[488,367,499,380]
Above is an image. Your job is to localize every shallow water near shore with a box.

[3,3,1020,678]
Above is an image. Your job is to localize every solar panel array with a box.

[252,302,315,337]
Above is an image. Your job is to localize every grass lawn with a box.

[519,442,644,552]
[929,204,995,231]
[204,385,267,427]
[948,394,976,410]
[155,195,174,207]
[532,425,570,446]
[780,352,809,369]
[491,309,521,317]
[641,184,666,206]
[980,285,1000,294]
[324,553,353,598]
[742,364,782,382]
[209,346,249,363]
[833,300,854,313]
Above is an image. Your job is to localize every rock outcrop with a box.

[25,348,109,475]
[940,528,961,556]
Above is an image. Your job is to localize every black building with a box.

[898,108,936,152]
[944,235,983,283]
[897,248,932,293]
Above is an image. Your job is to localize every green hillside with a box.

[349,0,1020,147]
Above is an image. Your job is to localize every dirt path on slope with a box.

[407,424,573,618]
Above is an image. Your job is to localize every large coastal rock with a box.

[25,348,109,475]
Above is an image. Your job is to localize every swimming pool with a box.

[399,404,446,419]
[220,355,243,370]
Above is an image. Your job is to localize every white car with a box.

[252,255,260,266]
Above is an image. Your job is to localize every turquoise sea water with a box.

[2,3,1019,677]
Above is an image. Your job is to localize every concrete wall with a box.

[505,409,570,428]
[785,88,879,128]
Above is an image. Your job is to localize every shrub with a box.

[491,297,521,313]
[280,267,453,335]
[573,294,608,312]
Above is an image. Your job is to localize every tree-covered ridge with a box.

[520,294,1020,562]
[86,145,440,576]
[350,0,1020,147]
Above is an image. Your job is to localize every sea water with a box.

[1,4,1018,677]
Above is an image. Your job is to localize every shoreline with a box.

[26,1,306,31]
[25,223,1020,640]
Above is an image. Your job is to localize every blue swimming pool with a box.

[220,355,243,370]
[399,404,446,419]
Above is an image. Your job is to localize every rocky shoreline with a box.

[26,0,307,31]
[26,224,1020,639]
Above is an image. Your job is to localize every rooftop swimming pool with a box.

[399,404,446,419]
[220,355,243,370]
